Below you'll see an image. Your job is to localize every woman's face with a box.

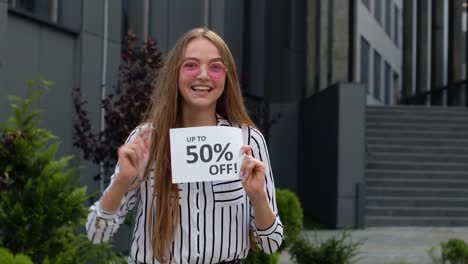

[178,37,226,112]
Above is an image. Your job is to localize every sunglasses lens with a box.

[181,61,226,79]
[208,63,225,79]
[182,62,200,78]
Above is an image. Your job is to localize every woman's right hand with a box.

[114,127,152,188]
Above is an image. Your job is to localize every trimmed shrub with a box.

[289,231,362,264]
[441,238,468,264]
[244,188,304,264]
[276,188,304,251]
[0,79,125,264]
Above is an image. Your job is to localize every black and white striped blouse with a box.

[86,116,283,264]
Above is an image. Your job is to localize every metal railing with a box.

[401,79,468,107]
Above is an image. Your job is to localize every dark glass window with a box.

[9,0,81,30]
[9,0,59,22]
[361,37,371,93]
[362,0,370,10]
[394,5,400,47]
[374,0,382,25]
[393,72,400,102]
[385,0,392,36]
[374,51,382,100]
[384,61,392,104]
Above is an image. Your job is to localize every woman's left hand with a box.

[240,145,267,203]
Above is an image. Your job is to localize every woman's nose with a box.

[197,65,209,80]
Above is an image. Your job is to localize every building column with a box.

[286,0,306,101]
[318,0,330,91]
[466,0,468,106]
[305,0,319,97]
[331,0,353,84]
[402,1,417,100]
[306,0,353,96]
[247,0,267,97]
[127,0,149,41]
[0,0,7,88]
[447,0,466,105]
[415,0,431,104]
[430,0,447,105]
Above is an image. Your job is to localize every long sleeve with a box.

[247,127,283,254]
[86,128,142,244]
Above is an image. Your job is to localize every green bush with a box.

[289,231,362,264]
[244,188,304,264]
[428,238,468,264]
[244,188,363,264]
[276,188,304,251]
[243,188,304,264]
[243,249,279,264]
[0,79,125,264]
[441,238,468,264]
[0,247,33,264]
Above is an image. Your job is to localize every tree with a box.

[0,79,125,264]
[72,30,163,185]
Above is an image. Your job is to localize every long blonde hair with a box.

[140,28,255,263]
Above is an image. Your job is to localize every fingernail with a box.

[240,171,244,178]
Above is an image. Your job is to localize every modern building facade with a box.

[357,0,403,105]
[1,0,467,233]
[402,0,467,106]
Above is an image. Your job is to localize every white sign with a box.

[169,126,244,183]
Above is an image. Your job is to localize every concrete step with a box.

[364,106,468,227]
[367,122,468,131]
[367,137,468,147]
[366,153,468,163]
[367,105,468,115]
[366,196,468,208]
[367,145,468,155]
[366,161,468,171]
[366,187,468,198]
[365,216,468,227]
[366,206,468,218]
[366,169,468,180]
[367,115,468,124]
[366,129,468,140]
[366,178,468,189]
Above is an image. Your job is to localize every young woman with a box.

[86,28,283,264]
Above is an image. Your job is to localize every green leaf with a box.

[7,95,22,103]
